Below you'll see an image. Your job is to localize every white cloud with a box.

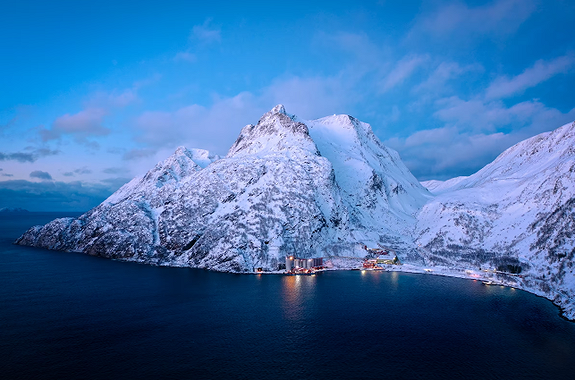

[485,54,575,99]
[413,61,483,94]
[86,77,161,109]
[191,18,221,44]
[434,97,510,133]
[132,92,263,156]
[263,75,355,119]
[316,31,387,70]
[387,126,517,180]
[132,74,162,90]
[174,51,197,63]
[381,55,427,92]
[41,108,109,142]
[412,0,536,38]
[90,88,138,108]
[327,31,381,57]
[434,96,575,136]
[38,77,160,147]
[123,147,158,161]
[388,97,575,180]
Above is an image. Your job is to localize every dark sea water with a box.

[1,213,575,380]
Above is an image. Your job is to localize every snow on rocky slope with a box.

[421,176,468,194]
[416,121,575,319]
[15,105,575,319]
[16,105,430,272]
[306,114,431,258]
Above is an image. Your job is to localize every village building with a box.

[376,254,398,265]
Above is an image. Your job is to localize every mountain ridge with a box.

[15,106,575,319]
[17,105,427,272]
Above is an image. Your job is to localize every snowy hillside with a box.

[306,114,430,255]
[16,105,429,271]
[416,121,575,319]
[15,106,575,320]
[421,176,468,193]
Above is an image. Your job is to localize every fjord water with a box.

[2,214,575,380]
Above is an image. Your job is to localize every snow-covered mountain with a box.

[16,105,430,271]
[416,121,575,319]
[420,176,468,193]
[15,105,575,319]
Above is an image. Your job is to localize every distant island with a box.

[0,207,30,214]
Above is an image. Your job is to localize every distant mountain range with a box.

[1,207,29,213]
[15,105,575,320]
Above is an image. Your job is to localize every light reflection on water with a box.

[390,270,399,288]
[281,274,318,322]
[2,214,575,380]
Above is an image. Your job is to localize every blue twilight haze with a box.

[1,0,574,210]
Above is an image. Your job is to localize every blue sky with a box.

[1,0,574,211]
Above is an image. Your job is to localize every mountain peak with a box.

[270,104,287,115]
[227,105,315,157]
[174,145,191,156]
[310,114,373,136]
[257,104,296,125]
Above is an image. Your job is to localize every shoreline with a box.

[13,241,575,322]
[252,261,574,322]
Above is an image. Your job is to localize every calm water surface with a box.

[1,213,575,379]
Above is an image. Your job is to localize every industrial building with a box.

[285,256,323,272]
